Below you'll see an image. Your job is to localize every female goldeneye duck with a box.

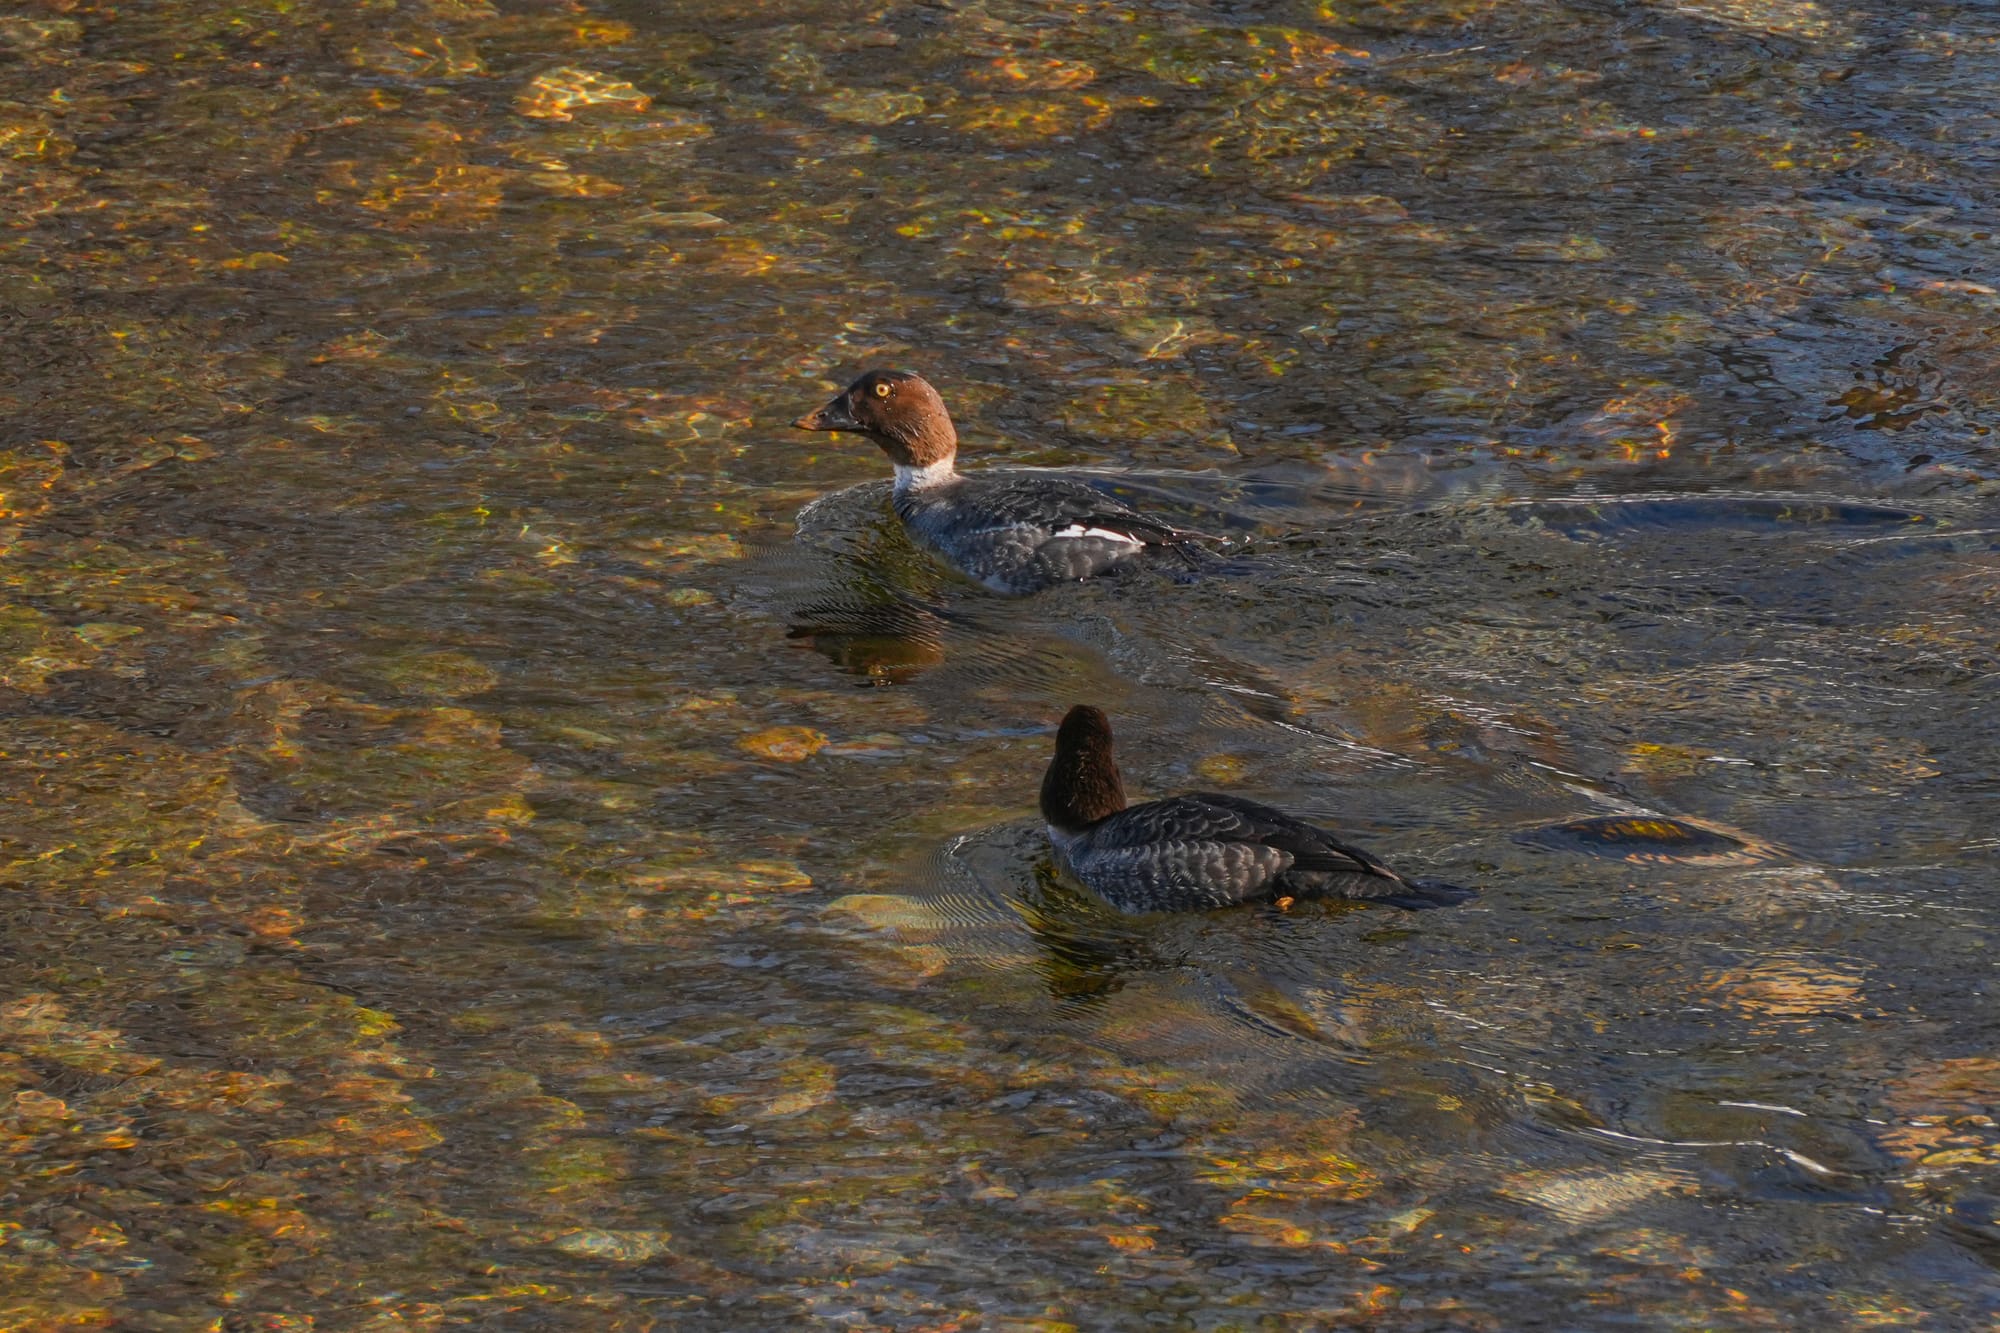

[1040,705,1476,915]
[793,369,1209,596]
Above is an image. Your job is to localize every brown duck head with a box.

[1041,705,1129,833]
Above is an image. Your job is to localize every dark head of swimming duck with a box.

[1041,704,1128,833]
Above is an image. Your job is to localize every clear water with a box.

[0,0,1996,1327]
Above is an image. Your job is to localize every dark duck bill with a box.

[1040,705,1476,915]
[793,398,859,432]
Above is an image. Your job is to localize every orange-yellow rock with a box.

[737,726,826,762]
[516,68,650,121]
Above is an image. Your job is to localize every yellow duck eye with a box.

[873,381,892,398]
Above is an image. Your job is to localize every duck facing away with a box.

[794,369,1209,595]
[1040,705,1476,914]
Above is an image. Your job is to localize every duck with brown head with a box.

[1040,706,1476,915]
[795,370,1210,596]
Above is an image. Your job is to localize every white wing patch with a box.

[1051,524,1144,546]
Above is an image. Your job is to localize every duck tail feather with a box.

[1153,538,1286,583]
[1373,877,1479,911]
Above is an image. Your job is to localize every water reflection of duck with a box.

[784,593,948,686]
[1041,706,1476,915]
[794,369,1211,595]
[1016,860,1367,1045]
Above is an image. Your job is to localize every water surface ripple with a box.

[1,0,1997,1327]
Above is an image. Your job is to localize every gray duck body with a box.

[892,464,1200,595]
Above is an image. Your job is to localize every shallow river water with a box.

[2,0,1998,1328]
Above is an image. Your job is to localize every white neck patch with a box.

[892,460,956,493]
